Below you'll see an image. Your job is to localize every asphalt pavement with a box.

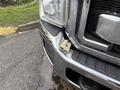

[0,29,75,90]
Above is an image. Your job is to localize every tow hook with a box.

[60,40,72,54]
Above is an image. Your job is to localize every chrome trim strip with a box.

[77,0,110,51]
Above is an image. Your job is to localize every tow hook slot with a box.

[66,68,111,90]
[60,40,72,54]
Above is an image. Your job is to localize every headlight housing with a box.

[40,0,69,27]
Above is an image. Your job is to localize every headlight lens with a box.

[40,0,68,27]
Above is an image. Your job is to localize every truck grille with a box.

[66,0,120,83]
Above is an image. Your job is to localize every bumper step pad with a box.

[72,50,120,82]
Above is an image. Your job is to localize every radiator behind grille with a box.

[91,0,120,13]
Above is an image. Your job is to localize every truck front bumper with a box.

[39,21,120,90]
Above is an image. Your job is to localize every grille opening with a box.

[84,0,120,44]
[84,0,117,46]
[85,0,120,34]
[66,68,111,90]
[83,0,120,59]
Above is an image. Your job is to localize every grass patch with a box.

[0,2,39,26]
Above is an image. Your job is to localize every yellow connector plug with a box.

[60,40,72,54]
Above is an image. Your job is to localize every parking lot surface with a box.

[0,29,75,90]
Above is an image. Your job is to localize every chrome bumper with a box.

[39,22,120,90]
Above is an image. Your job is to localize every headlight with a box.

[40,0,69,27]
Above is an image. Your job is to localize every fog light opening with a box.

[66,68,111,90]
